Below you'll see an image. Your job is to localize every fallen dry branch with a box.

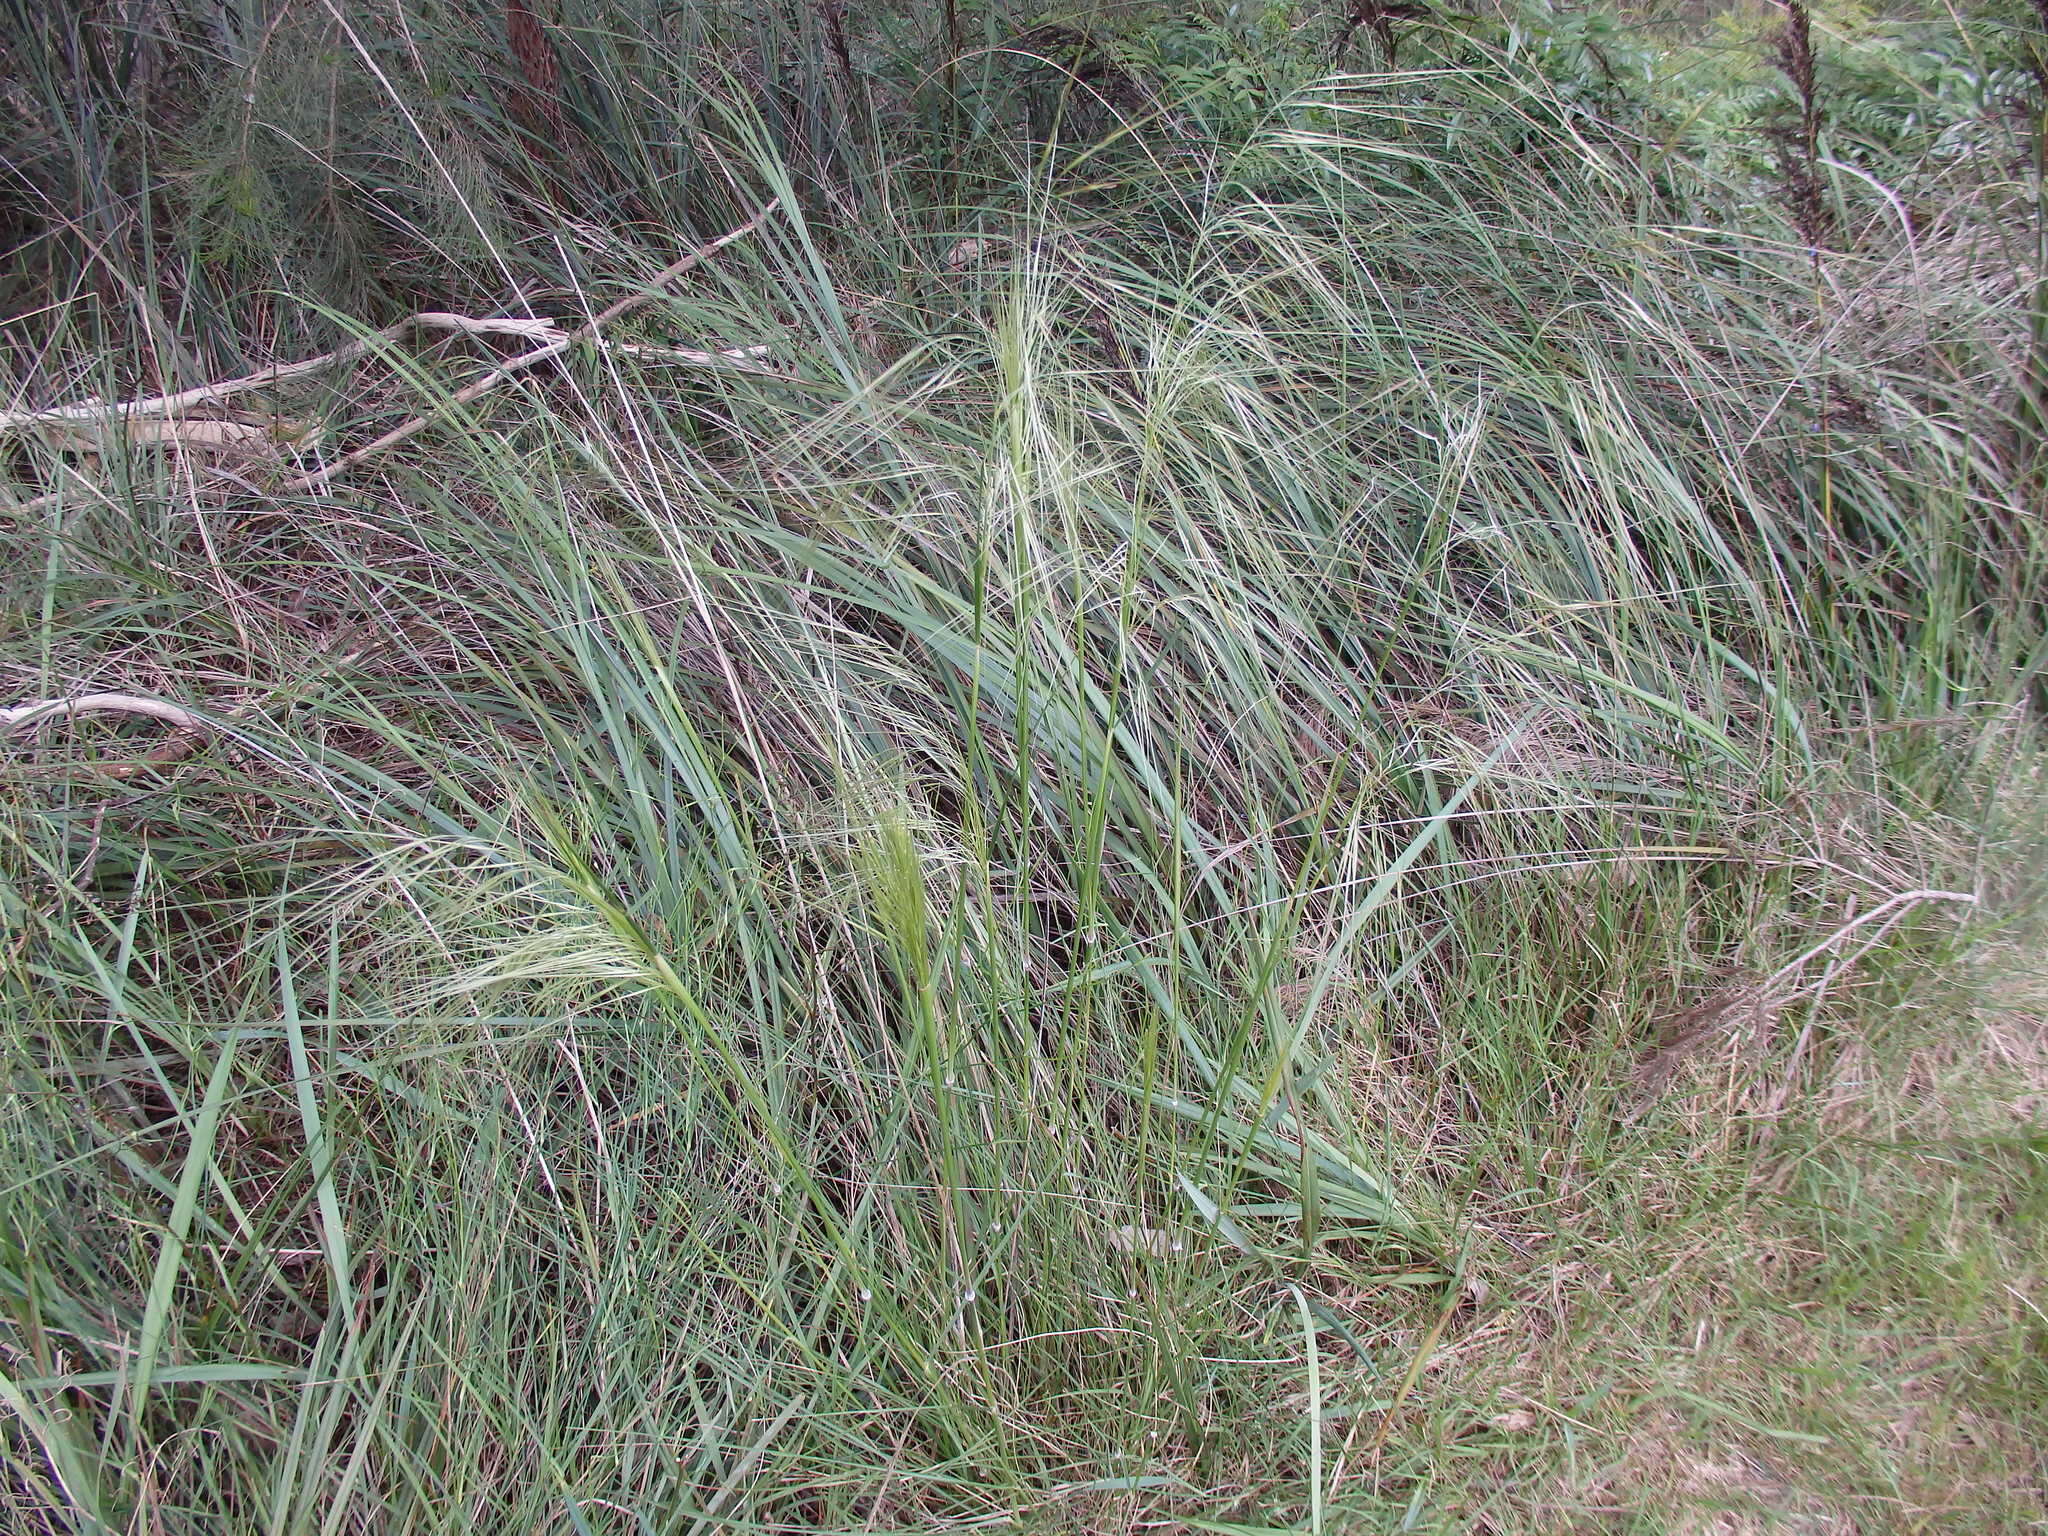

[3,692,213,780]
[1622,885,1981,1121]
[0,315,547,434]
[0,314,769,437]
[0,336,404,433]
[282,203,782,493]
[3,693,205,732]
[1760,887,1979,995]
[0,200,782,492]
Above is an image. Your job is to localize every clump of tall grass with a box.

[2,2,2043,1530]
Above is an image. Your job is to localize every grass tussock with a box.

[2,0,2046,1530]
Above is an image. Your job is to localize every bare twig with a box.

[0,306,772,438]
[1759,887,1978,996]
[3,693,219,781]
[1,329,406,432]
[1765,899,1854,1120]
[284,202,782,493]
[1623,887,1978,1123]
[0,211,780,518]
[3,693,204,732]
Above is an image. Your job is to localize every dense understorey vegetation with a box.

[3,0,2046,1529]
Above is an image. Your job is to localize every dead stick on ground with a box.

[3,693,204,732]
[0,314,763,437]
[0,334,399,431]
[2,693,217,782]
[283,202,780,494]
[1759,887,1978,996]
